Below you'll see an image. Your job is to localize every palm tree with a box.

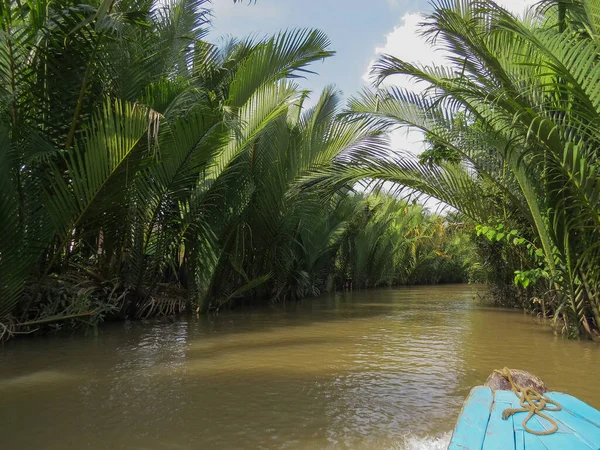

[0,0,479,340]
[306,0,600,337]
[203,85,388,307]
[0,0,338,330]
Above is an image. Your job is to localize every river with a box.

[1,285,599,449]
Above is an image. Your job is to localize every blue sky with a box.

[208,0,534,153]
[207,0,533,211]
[209,0,432,104]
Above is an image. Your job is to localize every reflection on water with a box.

[1,285,598,449]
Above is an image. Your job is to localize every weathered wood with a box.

[449,386,493,450]
[544,401,600,448]
[450,388,600,450]
[482,401,515,450]
[547,392,600,428]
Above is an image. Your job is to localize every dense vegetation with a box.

[313,0,600,338]
[3,0,599,340]
[0,0,475,340]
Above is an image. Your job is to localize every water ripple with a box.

[1,285,599,449]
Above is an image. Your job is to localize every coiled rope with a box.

[494,367,561,436]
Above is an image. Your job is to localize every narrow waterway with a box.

[1,285,598,449]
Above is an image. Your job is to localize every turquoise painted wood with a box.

[449,386,600,450]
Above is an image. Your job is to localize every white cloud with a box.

[364,0,538,157]
[363,12,445,157]
[361,0,538,210]
[363,13,445,92]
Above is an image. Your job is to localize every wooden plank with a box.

[494,390,521,406]
[451,388,600,450]
[449,386,493,450]
[482,400,516,450]
[523,432,550,450]
[546,392,600,428]
[500,390,599,449]
[535,433,594,449]
[515,430,525,450]
[513,412,566,435]
[542,408,600,448]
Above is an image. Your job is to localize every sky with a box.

[209,0,537,155]
[209,0,431,107]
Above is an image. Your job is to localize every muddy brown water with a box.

[1,285,598,449]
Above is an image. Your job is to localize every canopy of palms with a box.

[0,0,472,339]
[308,0,600,337]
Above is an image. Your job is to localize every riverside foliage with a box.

[312,0,600,338]
[0,0,475,339]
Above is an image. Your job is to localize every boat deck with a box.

[449,386,600,449]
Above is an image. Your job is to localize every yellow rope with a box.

[494,367,561,436]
